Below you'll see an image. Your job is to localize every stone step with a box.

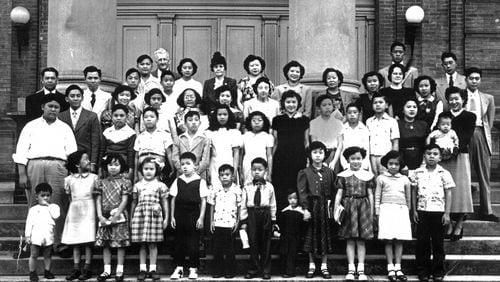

[462,220,500,236]
[2,254,500,276]
[472,189,500,204]
[0,182,15,204]
[0,204,27,220]
[472,204,500,217]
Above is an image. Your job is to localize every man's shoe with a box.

[44,270,55,279]
[244,272,256,279]
[29,271,39,282]
[78,269,92,280]
[482,214,499,222]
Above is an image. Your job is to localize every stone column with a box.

[289,0,359,92]
[47,0,120,91]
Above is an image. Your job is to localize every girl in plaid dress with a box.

[333,146,375,281]
[130,158,169,281]
[95,154,132,282]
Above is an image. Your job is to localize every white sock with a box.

[320,263,327,270]
[394,263,401,271]
[348,263,356,272]
[309,262,316,269]
[357,263,365,272]
[140,264,147,272]
[104,264,111,274]
[116,265,123,275]
[387,263,395,272]
[150,264,157,272]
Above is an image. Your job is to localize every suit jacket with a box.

[477,91,496,155]
[59,108,101,165]
[202,77,238,113]
[172,132,211,179]
[435,73,466,111]
[25,90,69,121]
[379,64,419,89]
[82,88,111,121]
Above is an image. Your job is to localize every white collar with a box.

[71,107,82,115]
[180,130,205,140]
[282,205,305,213]
[43,88,56,95]
[337,168,374,181]
[179,173,201,182]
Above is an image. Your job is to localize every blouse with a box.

[374,172,411,214]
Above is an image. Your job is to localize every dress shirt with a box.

[240,181,277,221]
[180,130,207,149]
[134,128,173,156]
[207,183,242,228]
[366,113,400,156]
[447,72,457,86]
[82,88,111,121]
[25,204,60,238]
[42,87,57,95]
[169,173,209,198]
[12,117,77,165]
[409,165,455,212]
[466,89,483,126]
[70,107,82,128]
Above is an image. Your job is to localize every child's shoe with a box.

[357,271,368,281]
[188,268,198,279]
[388,270,397,282]
[395,270,407,282]
[137,270,147,281]
[170,266,183,280]
[97,271,111,282]
[149,270,160,281]
[66,269,81,280]
[44,270,55,279]
[78,269,92,280]
[345,270,355,281]
[320,269,331,279]
[29,271,39,282]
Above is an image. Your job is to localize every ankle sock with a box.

[104,265,111,274]
[348,263,356,272]
[387,263,395,272]
[140,264,147,272]
[320,263,327,270]
[116,265,123,275]
[394,263,401,271]
[309,262,315,269]
[357,263,365,272]
[150,264,157,272]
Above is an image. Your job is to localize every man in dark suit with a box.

[59,84,101,173]
[435,52,467,111]
[151,48,172,81]
[25,67,69,121]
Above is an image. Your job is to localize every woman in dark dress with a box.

[357,71,384,124]
[441,87,476,241]
[272,90,309,212]
[379,63,415,119]
[202,52,237,114]
[398,98,429,171]
[414,75,443,130]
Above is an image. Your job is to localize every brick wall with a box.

[0,1,13,115]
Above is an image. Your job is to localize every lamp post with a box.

[10,6,31,57]
[404,5,424,62]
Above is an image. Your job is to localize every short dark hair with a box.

[215,85,237,107]
[65,84,83,96]
[111,103,129,115]
[208,104,236,130]
[390,41,406,52]
[125,68,140,78]
[66,150,88,174]
[322,68,344,87]
[138,157,161,176]
[414,75,437,94]
[177,58,198,76]
[308,141,328,162]
[251,157,268,169]
[136,54,153,64]
[465,67,482,78]
[180,152,197,163]
[35,183,52,195]
[218,164,234,174]
[381,150,405,170]
[388,63,406,82]
[83,66,102,78]
[101,153,128,173]
[343,146,367,160]
[436,111,454,126]
[160,70,176,81]
[283,60,305,80]
[245,111,271,133]
[372,92,388,103]
[441,52,457,62]
[346,102,361,113]
[112,85,136,101]
[184,110,201,122]
[41,67,59,78]
[252,77,272,96]
[361,71,384,90]
[315,94,334,107]
[177,88,202,108]
[280,90,302,110]
[424,143,442,154]
[145,88,165,105]
[445,87,467,106]
[243,55,266,74]
[143,106,159,118]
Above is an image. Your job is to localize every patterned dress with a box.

[130,179,168,243]
[95,175,132,248]
[336,169,374,239]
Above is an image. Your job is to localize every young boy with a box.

[170,152,208,280]
[240,157,277,280]
[366,93,399,175]
[172,111,211,180]
[25,183,61,282]
[59,84,101,173]
[208,164,241,278]
[410,144,455,282]
[426,112,459,160]
[160,70,179,119]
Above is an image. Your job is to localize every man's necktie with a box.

[72,111,77,128]
[91,92,96,108]
[449,75,454,88]
[254,184,261,207]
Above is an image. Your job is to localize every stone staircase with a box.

[0,182,499,281]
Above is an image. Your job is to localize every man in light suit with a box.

[465,67,498,222]
[379,41,419,89]
[435,52,467,111]
[59,84,101,173]
[81,66,111,121]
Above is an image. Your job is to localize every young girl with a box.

[171,88,209,136]
[357,71,384,123]
[238,54,271,110]
[173,58,203,96]
[414,75,443,130]
[135,107,174,184]
[101,85,139,131]
[202,51,237,113]
[297,141,335,279]
[243,76,280,123]
[95,154,132,282]
[140,88,170,133]
[272,90,309,212]
[214,85,244,130]
[333,146,375,281]
[100,104,136,179]
[206,104,242,185]
[240,111,274,185]
[62,150,98,281]
[318,68,357,118]
[375,151,412,282]
[272,60,312,117]
[130,158,169,281]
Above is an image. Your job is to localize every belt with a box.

[248,206,270,210]
[344,195,366,199]
[30,157,66,162]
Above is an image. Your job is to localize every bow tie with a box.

[253,179,266,186]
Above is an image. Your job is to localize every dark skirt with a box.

[339,197,374,240]
[303,197,333,256]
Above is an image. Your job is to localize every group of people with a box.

[15,41,497,282]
